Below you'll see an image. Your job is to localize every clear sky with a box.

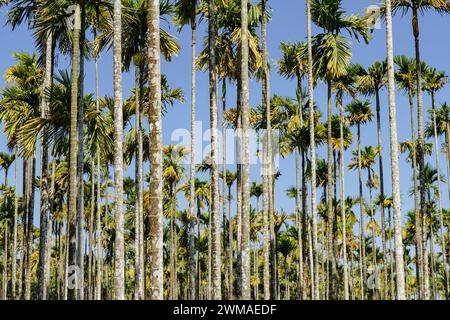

[1,0,450,227]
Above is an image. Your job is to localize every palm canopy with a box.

[345,99,374,126]
[357,60,388,95]
[311,0,370,81]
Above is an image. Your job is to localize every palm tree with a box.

[174,0,201,301]
[385,0,406,299]
[357,60,389,299]
[238,0,251,300]
[311,0,370,298]
[148,0,163,300]
[205,0,221,300]
[306,0,319,300]
[395,55,425,296]
[423,67,449,299]
[346,98,373,298]
[388,2,450,299]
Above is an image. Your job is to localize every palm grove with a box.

[0,0,449,301]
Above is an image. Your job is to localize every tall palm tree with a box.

[357,60,389,299]
[394,54,426,297]
[306,0,319,300]
[346,98,373,299]
[174,0,200,301]
[311,0,370,298]
[67,3,81,300]
[385,0,406,300]
[423,66,449,299]
[148,0,164,300]
[388,2,450,299]
[206,0,221,300]
[239,0,251,300]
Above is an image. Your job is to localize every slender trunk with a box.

[411,4,428,301]
[37,31,53,300]
[76,7,86,301]
[12,149,18,299]
[326,80,336,299]
[307,0,319,300]
[67,4,80,300]
[188,15,197,301]
[357,123,366,299]
[113,0,125,300]
[222,79,229,300]
[148,0,163,300]
[208,0,222,300]
[431,92,449,299]
[239,0,251,300]
[339,109,349,300]
[25,158,35,300]
[2,222,8,299]
[375,88,388,299]
[408,89,423,299]
[386,0,406,299]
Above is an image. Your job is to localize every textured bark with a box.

[411,4,429,300]
[239,0,251,300]
[94,54,103,301]
[25,158,35,300]
[339,110,349,300]
[148,0,164,300]
[375,89,388,300]
[2,222,7,299]
[431,93,449,299]
[306,0,319,300]
[18,159,27,300]
[134,62,145,300]
[406,88,423,298]
[385,0,406,299]
[76,6,86,300]
[188,14,197,301]
[221,79,229,299]
[12,148,18,299]
[67,4,80,300]
[326,80,337,299]
[113,0,125,300]
[356,123,366,300]
[208,0,222,300]
[37,31,52,300]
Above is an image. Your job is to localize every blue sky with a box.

[1,0,450,228]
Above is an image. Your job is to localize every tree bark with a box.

[385,0,406,299]
[113,0,125,300]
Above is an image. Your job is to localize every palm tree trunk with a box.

[67,4,80,300]
[410,4,429,300]
[188,14,197,301]
[339,109,349,300]
[375,88,388,299]
[357,123,366,299]
[2,222,8,300]
[88,158,95,299]
[148,0,164,300]
[94,51,103,301]
[112,0,125,300]
[134,62,145,300]
[37,31,53,300]
[407,89,423,299]
[239,0,251,300]
[12,148,18,299]
[25,158,35,300]
[385,0,406,299]
[431,92,449,299]
[306,0,319,301]
[295,148,305,300]
[326,79,336,299]
[207,0,222,300]
[221,79,229,300]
